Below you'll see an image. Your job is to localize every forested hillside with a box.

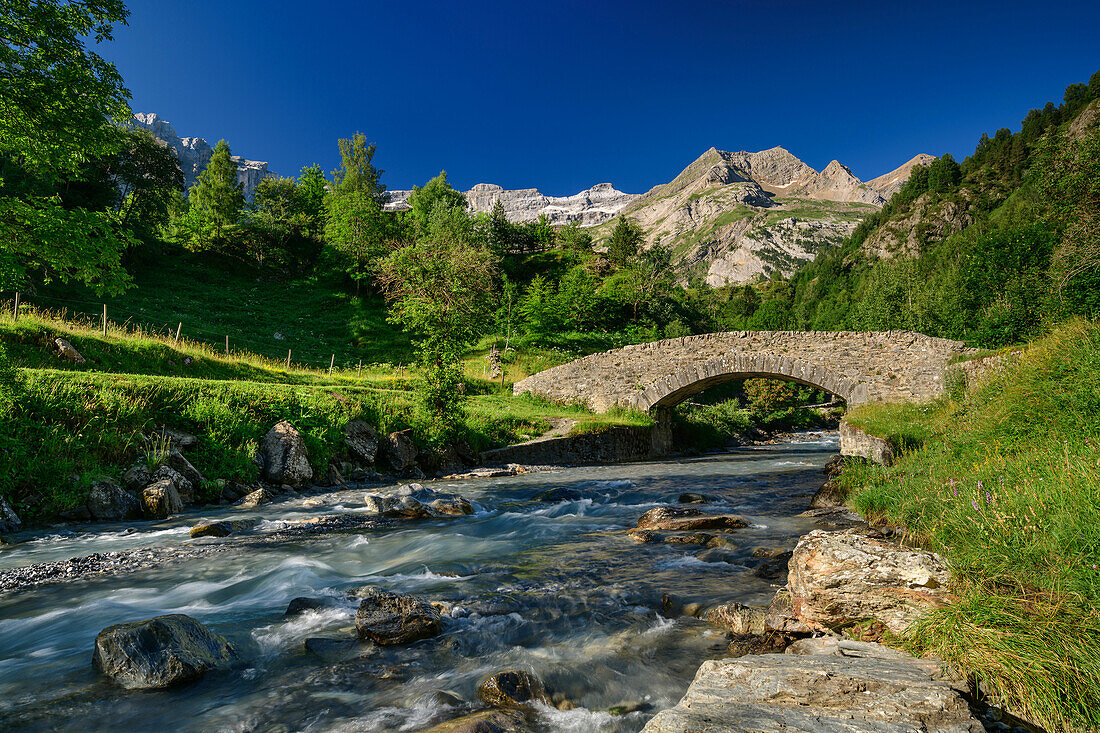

[760,72,1100,347]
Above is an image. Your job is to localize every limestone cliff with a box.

[592,147,932,285]
[132,113,274,198]
[386,181,637,226]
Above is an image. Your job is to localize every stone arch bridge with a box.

[513,331,974,457]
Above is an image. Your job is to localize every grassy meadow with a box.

[842,319,1100,732]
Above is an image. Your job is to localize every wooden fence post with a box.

[12,292,18,323]
[225,335,229,357]
[174,322,182,346]
[286,349,291,369]
[102,304,107,337]
[357,360,362,377]
[328,354,335,376]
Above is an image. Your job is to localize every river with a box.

[0,432,838,732]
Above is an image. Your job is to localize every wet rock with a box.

[236,487,276,509]
[536,487,583,502]
[678,492,718,504]
[419,710,526,733]
[784,636,911,659]
[821,453,848,477]
[285,597,333,616]
[636,506,747,531]
[54,337,86,363]
[166,449,205,493]
[0,497,23,534]
[355,590,442,645]
[726,633,792,658]
[422,444,464,477]
[344,420,379,465]
[86,480,142,522]
[809,478,848,509]
[189,521,232,538]
[303,637,358,658]
[609,701,652,716]
[751,546,790,558]
[430,496,475,516]
[254,420,313,485]
[141,479,182,519]
[640,653,982,732]
[364,492,430,519]
[92,614,238,689]
[786,530,951,634]
[704,603,766,635]
[122,462,153,492]
[477,670,551,710]
[382,430,419,472]
[752,551,792,580]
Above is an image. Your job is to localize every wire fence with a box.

[0,289,410,382]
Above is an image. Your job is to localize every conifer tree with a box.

[188,139,244,235]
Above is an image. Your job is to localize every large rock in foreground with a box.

[636,506,748,531]
[86,480,142,521]
[419,709,526,733]
[786,530,950,634]
[0,496,23,534]
[92,614,238,689]
[355,590,442,645]
[641,652,982,732]
[254,420,313,485]
[477,669,551,710]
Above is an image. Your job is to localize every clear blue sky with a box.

[103,0,1100,195]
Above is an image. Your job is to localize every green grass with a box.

[23,251,414,367]
[841,319,1100,732]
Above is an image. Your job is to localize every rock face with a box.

[355,590,442,645]
[131,113,273,198]
[381,430,419,472]
[590,146,931,285]
[344,420,379,465]
[254,421,313,485]
[92,614,238,689]
[477,670,551,710]
[0,497,22,534]
[86,480,142,521]
[785,530,950,634]
[865,154,937,199]
[641,650,982,732]
[386,182,638,227]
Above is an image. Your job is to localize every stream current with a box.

[0,432,838,732]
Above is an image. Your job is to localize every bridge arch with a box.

[632,354,865,413]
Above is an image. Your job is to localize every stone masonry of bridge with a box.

[514,331,976,414]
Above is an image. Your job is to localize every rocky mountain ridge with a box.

[591,146,934,285]
[132,113,274,198]
[385,182,637,226]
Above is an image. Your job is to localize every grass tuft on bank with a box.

[841,318,1100,732]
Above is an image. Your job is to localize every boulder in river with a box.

[141,479,182,519]
[236,487,276,509]
[86,480,142,521]
[0,496,22,534]
[640,651,982,732]
[254,420,313,485]
[344,419,379,465]
[476,669,551,710]
[92,614,238,689]
[635,506,748,532]
[678,492,718,504]
[364,484,472,519]
[189,521,232,538]
[786,530,950,634]
[419,709,526,733]
[536,487,583,502]
[355,589,442,645]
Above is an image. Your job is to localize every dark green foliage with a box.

[607,216,643,267]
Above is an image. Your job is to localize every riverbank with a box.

[836,320,1100,733]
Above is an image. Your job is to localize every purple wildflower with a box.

[971,500,980,511]
[977,480,984,491]
[986,492,993,504]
